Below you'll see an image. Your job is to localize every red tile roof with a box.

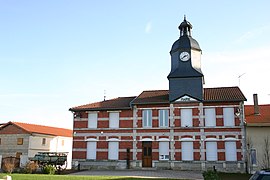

[1,121,73,137]
[70,96,136,111]
[245,104,270,126]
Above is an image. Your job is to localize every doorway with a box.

[142,141,152,167]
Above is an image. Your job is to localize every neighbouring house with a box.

[70,17,247,172]
[245,94,270,173]
[0,121,73,169]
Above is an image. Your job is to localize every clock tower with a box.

[167,17,204,102]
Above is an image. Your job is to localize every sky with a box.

[1,1,270,129]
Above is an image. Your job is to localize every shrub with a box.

[203,170,220,180]
[24,161,38,174]
[2,161,16,174]
[42,165,56,175]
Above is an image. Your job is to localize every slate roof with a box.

[70,87,246,110]
[132,87,246,104]
[245,104,270,126]
[0,121,73,137]
[70,96,136,111]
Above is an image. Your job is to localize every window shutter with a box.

[109,141,119,160]
[182,141,193,160]
[223,108,235,126]
[206,141,217,161]
[181,109,192,127]
[87,141,96,160]
[88,113,97,128]
[225,141,237,161]
[109,112,119,128]
[205,108,216,126]
[143,110,152,127]
[159,141,169,160]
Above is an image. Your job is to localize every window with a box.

[250,148,257,165]
[143,110,152,127]
[159,141,169,160]
[182,141,193,160]
[159,109,169,127]
[109,112,119,128]
[42,138,46,145]
[223,107,235,126]
[108,141,119,160]
[181,109,192,127]
[87,141,97,160]
[88,112,98,128]
[206,141,217,161]
[17,138,23,145]
[205,108,216,126]
[225,141,237,161]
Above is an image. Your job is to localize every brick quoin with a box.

[192,108,199,116]
[73,151,86,159]
[137,120,142,128]
[174,119,180,127]
[73,141,86,148]
[175,152,181,161]
[152,109,158,117]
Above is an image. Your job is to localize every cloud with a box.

[145,21,152,34]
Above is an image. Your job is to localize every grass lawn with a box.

[0,173,180,180]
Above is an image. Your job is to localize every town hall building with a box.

[69,17,247,172]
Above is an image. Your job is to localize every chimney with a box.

[253,94,260,115]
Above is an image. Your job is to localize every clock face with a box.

[179,51,190,61]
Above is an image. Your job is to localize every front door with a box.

[142,141,152,167]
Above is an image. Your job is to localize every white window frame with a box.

[181,108,193,127]
[159,141,169,160]
[86,139,97,160]
[108,139,119,160]
[109,112,119,128]
[225,141,237,161]
[223,107,235,126]
[181,141,194,161]
[205,108,216,127]
[206,141,218,161]
[88,112,98,128]
[159,109,169,127]
[143,109,152,128]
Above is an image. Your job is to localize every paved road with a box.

[70,169,203,179]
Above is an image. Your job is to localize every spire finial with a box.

[184,15,186,21]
